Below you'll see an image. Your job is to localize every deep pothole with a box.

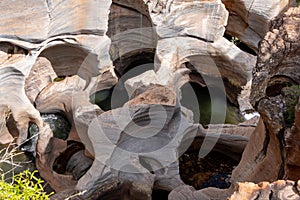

[152,189,170,200]
[180,81,244,126]
[53,141,93,180]
[179,149,238,190]
[91,52,155,111]
[20,113,71,154]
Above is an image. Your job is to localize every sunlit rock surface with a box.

[0,0,299,199]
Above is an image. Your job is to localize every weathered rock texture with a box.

[228,180,300,200]
[0,0,299,200]
[168,179,300,200]
[222,0,293,52]
[238,6,300,183]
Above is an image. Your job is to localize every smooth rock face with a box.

[170,5,300,200]
[231,118,282,183]
[0,0,111,41]
[222,0,292,52]
[155,36,256,105]
[148,0,229,42]
[0,0,299,200]
[25,57,56,103]
[0,1,49,41]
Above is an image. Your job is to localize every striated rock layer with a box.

[0,0,299,200]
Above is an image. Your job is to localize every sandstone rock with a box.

[0,106,13,144]
[170,180,300,200]
[168,185,231,200]
[155,36,256,105]
[207,118,257,139]
[249,6,300,182]
[0,66,44,145]
[222,0,292,52]
[25,57,56,103]
[251,7,300,107]
[231,118,282,183]
[0,1,299,199]
[147,0,229,42]
[76,84,185,198]
[232,8,299,188]
[0,0,111,41]
[285,98,300,179]
[229,180,300,200]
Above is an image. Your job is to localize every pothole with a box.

[20,113,71,154]
[152,189,170,200]
[39,44,91,77]
[53,141,93,180]
[180,82,244,126]
[179,150,238,190]
[91,53,155,111]
[90,87,114,111]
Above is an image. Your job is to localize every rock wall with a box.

[0,0,299,199]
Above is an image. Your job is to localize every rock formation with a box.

[0,0,299,199]
[222,0,294,53]
[235,5,300,183]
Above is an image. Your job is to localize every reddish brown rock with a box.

[231,118,282,183]
[285,98,300,179]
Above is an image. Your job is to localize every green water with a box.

[0,113,71,179]
[21,113,71,153]
[180,82,244,125]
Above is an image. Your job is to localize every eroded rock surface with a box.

[222,0,293,52]
[229,180,300,200]
[233,7,300,182]
[0,1,299,200]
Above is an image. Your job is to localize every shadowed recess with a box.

[40,44,91,77]
[91,52,155,110]
[180,82,244,125]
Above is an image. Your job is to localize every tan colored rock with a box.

[251,7,300,106]
[231,117,282,183]
[0,0,114,193]
[0,1,49,41]
[229,180,300,200]
[0,42,28,66]
[35,71,117,153]
[148,0,229,42]
[0,0,111,41]
[25,57,56,103]
[169,185,232,200]
[0,66,45,145]
[108,2,156,75]
[249,6,300,182]
[207,118,257,139]
[0,106,13,144]
[222,0,292,52]
[156,36,256,105]
[1,1,300,199]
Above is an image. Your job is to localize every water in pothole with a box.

[179,150,238,190]
[20,113,71,154]
[91,63,155,111]
[180,82,244,126]
[0,143,36,181]
[0,113,71,180]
